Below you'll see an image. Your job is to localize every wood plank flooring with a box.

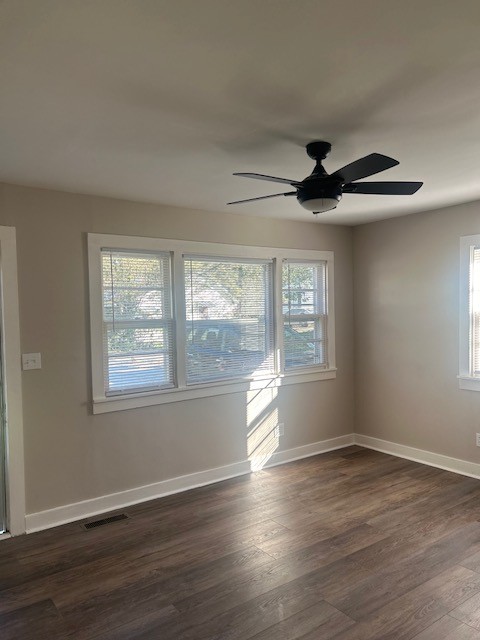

[2,446,480,639]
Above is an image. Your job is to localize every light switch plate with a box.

[22,353,42,370]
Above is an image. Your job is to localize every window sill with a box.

[92,368,337,414]
[458,375,480,391]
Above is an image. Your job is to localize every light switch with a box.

[22,353,42,370]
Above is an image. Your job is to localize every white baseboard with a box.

[354,433,480,480]
[24,433,480,535]
[264,433,355,468]
[25,434,356,534]
[25,460,251,534]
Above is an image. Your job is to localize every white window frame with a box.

[183,254,275,384]
[101,250,176,395]
[459,234,480,391]
[282,259,329,372]
[89,233,336,413]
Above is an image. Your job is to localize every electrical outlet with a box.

[476,433,480,447]
[274,423,285,439]
[22,353,42,370]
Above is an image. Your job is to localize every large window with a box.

[184,256,274,383]
[459,235,480,390]
[89,235,336,412]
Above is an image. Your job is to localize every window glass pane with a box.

[102,252,167,321]
[284,320,326,368]
[283,261,328,370]
[105,326,173,393]
[101,251,174,394]
[184,257,274,383]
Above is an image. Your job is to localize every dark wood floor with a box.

[3,447,480,639]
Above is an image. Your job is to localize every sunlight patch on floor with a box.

[247,381,279,471]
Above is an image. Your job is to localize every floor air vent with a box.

[82,513,129,530]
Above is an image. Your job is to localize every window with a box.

[184,256,274,383]
[101,250,174,395]
[282,260,327,370]
[459,235,480,390]
[89,235,336,413]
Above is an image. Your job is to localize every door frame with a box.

[0,226,25,535]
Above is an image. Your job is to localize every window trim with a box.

[101,249,176,395]
[459,234,480,391]
[88,233,336,413]
[183,255,275,384]
[282,259,328,372]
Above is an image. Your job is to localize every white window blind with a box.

[282,260,328,370]
[101,250,175,395]
[184,256,274,384]
[471,246,480,375]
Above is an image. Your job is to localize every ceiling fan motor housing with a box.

[297,176,343,212]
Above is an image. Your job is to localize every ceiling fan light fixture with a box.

[299,196,339,213]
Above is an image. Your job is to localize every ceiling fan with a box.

[228,141,423,214]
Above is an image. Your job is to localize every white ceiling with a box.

[1,0,480,225]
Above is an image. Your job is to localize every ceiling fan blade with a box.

[332,153,399,183]
[227,191,297,205]
[343,181,423,195]
[233,172,301,186]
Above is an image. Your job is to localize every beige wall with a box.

[5,179,479,519]
[0,183,354,515]
[354,200,480,463]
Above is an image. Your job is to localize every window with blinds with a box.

[184,256,275,384]
[90,234,336,410]
[282,260,327,370]
[471,246,480,376]
[101,250,175,395]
